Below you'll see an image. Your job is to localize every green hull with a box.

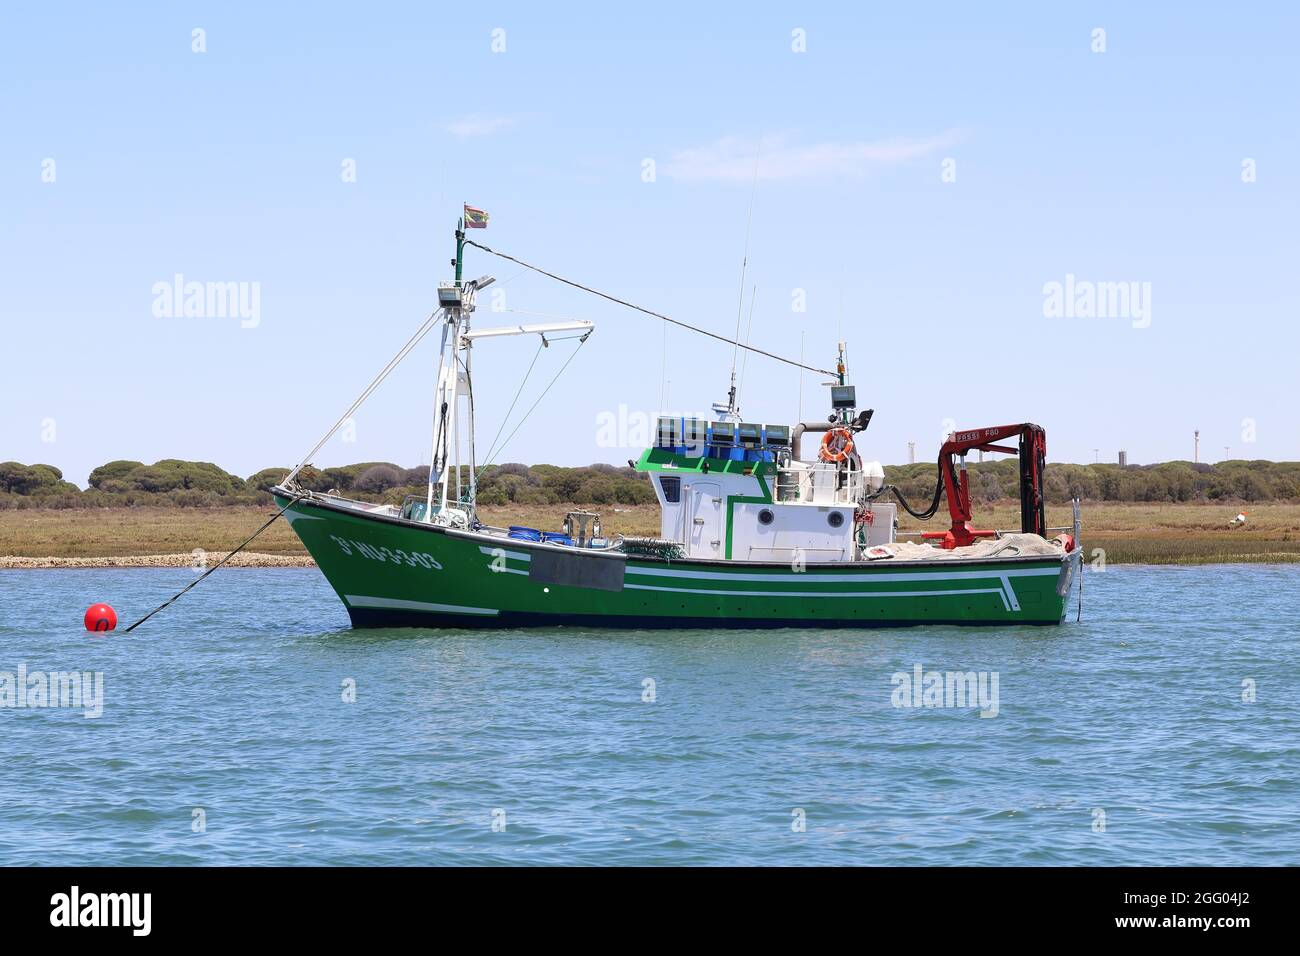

[274,492,1078,629]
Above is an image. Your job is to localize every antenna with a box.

[658,321,668,414]
[737,284,757,407]
[724,145,761,420]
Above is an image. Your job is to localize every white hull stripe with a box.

[623,565,1060,584]
[282,512,325,525]
[1000,575,1021,611]
[343,595,500,616]
[623,583,1014,612]
[478,546,533,562]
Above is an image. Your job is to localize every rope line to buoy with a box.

[462,238,836,377]
[123,494,304,632]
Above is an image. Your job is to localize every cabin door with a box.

[688,482,723,558]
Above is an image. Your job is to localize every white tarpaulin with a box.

[863,533,1068,562]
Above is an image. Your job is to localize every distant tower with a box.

[1194,430,1200,463]
[1118,450,1128,467]
[1093,448,1099,464]
[908,441,916,464]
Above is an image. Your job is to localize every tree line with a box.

[2,457,1298,510]
[0,459,658,509]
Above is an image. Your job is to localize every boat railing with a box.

[310,491,400,517]
[399,494,471,526]
[776,459,865,506]
[471,522,626,551]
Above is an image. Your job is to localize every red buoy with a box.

[84,603,117,632]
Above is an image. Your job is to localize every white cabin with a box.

[637,415,895,563]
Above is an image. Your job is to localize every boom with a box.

[921,423,1048,549]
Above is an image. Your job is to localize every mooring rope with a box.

[124,493,304,632]
[462,238,835,377]
[130,304,454,630]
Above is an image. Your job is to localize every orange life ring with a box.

[819,427,854,463]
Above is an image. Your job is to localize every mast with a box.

[454,218,465,286]
[423,216,496,526]
[456,219,477,515]
[425,218,476,524]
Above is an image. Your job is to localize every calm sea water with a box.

[0,564,1296,866]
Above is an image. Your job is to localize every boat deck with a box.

[275,488,1072,570]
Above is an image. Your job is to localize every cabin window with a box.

[758,508,775,525]
[656,416,681,448]
[683,417,706,455]
[765,424,791,447]
[659,476,681,503]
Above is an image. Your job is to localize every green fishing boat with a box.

[273,215,1080,629]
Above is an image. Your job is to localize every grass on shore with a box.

[898,502,1300,565]
[2,502,1298,565]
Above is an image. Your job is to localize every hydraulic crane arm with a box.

[921,423,1047,549]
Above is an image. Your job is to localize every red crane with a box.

[920,423,1048,549]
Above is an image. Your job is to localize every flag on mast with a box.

[463,204,490,228]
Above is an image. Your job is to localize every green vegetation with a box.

[4,501,1298,565]
[0,459,657,510]
[896,502,1300,566]
[1,456,1296,513]
[886,458,1300,505]
[0,462,80,497]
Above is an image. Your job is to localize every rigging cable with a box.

[737,283,757,406]
[475,333,591,479]
[478,337,545,470]
[797,330,805,422]
[130,305,460,629]
[285,309,444,485]
[461,238,835,377]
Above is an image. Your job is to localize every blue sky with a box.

[3,2,1297,486]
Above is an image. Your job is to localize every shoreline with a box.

[3,501,1298,567]
[0,552,315,569]
[4,551,1299,569]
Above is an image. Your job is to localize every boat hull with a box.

[274,491,1078,629]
